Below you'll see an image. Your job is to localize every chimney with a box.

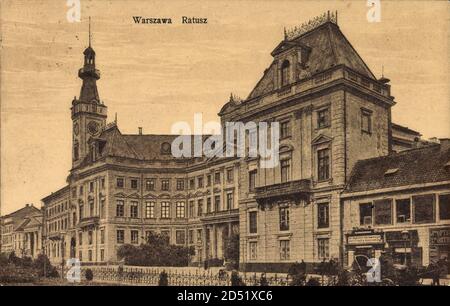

[26,204,30,207]
[439,138,450,150]
[138,127,143,135]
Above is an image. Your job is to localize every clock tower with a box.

[71,20,107,169]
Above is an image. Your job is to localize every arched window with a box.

[281,60,290,87]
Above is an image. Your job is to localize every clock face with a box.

[87,121,99,135]
[73,122,79,135]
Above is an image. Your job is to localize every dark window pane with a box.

[374,199,393,225]
[413,194,435,223]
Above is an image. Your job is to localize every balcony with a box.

[255,179,311,206]
[200,208,239,224]
[77,216,99,229]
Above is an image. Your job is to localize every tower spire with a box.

[89,16,92,47]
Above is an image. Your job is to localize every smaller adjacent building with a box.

[342,141,450,268]
[0,204,43,258]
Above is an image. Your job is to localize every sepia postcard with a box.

[0,0,449,295]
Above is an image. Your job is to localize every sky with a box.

[1,0,449,215]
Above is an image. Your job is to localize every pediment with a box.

[114,192,127,198]
[173,193,186,199]
[158,193,171,199]
[143,193,157,199]
[311,134,333,146]
[128,192,140,199]
[193,191,204,197]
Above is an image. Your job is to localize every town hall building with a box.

[41,12,449,272]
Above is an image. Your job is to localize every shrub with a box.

[158,270,168,286]
[306,277,321,286]
[33,254,59,278]
[85,268,94,281]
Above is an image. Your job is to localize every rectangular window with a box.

[413,194,435,223]
[89,181,94,193]
[280,120,291,138]
[317,108,330,128]
[226,168,234,182]
[100,229,105,244]
[116,230,124,244]
[439,194,450,220]
[145,179,155,191]
[207,175,212,187]
[116,200,124,217]
[396,199,411,223]
[161,202,170,219]
[197,229,202,243]
[249,211,257,234]
[189,201,195,218]
[89,200,94,217]
[116,178,124,188]
[360,203,373,225]
[188,230,194,244]
[176,179,185,191]
[318,238,330,259]
[214,172,221,184]
[189,178,195,190]
[176,202,186,218]
[279,207,290,231]
[280,240,290,260]
[100,198,105,219]
[317,203,329,228]
[100,249,105,262]
[130,179,138,189]
[79,185,84,195]
[374,199,393,225]
[317,148,330,181]
[249,242,257,260]
[101,178,105,189]
[214,195,221,212]
[226,192,233,210]
[130,201,139,218]
[361,109,372,133]
[160,230,170,243]
[131,230,139,244]
[88,250,93,262]
[88,231,93,245]
[145,230,153,243]
[176,230,186,245]
[249,170,257,192]
[206,198,212,213]
[145,202,155,218]
[280,159,291,183]
[78,232,83,245]
[161,179,170,191]
[197,176,204,188]
[198,199,204,217]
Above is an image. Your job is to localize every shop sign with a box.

[430,227,450,246]
[347,234,383,245]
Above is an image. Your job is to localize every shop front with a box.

[345,229,385,268]
[384,230,421,267]
[429,227,450,272]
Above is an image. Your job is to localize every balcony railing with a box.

[255,179,311,205]
[200,208,239,222]
[77,216,100,229]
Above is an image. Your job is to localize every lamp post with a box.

[401,230,409,266]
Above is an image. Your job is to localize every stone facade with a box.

[38,15,448,273]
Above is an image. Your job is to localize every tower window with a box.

[281,60,290,87]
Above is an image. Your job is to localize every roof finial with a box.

[283,27,287,40]
[88,16,92,47]
[115,112,118,124]
[382,65,384,77]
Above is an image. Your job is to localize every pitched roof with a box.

[85,124,211,163]
[247,22,375,100]
[344,144,450,194]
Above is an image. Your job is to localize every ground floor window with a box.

[100,249,105,262]
[249,241,257,260]
[317,238,329,259]
[279,240,290,260]
[131,230,139,244]
[88,250,93,262]
[117,230,124,244]
[176,230,186,245]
